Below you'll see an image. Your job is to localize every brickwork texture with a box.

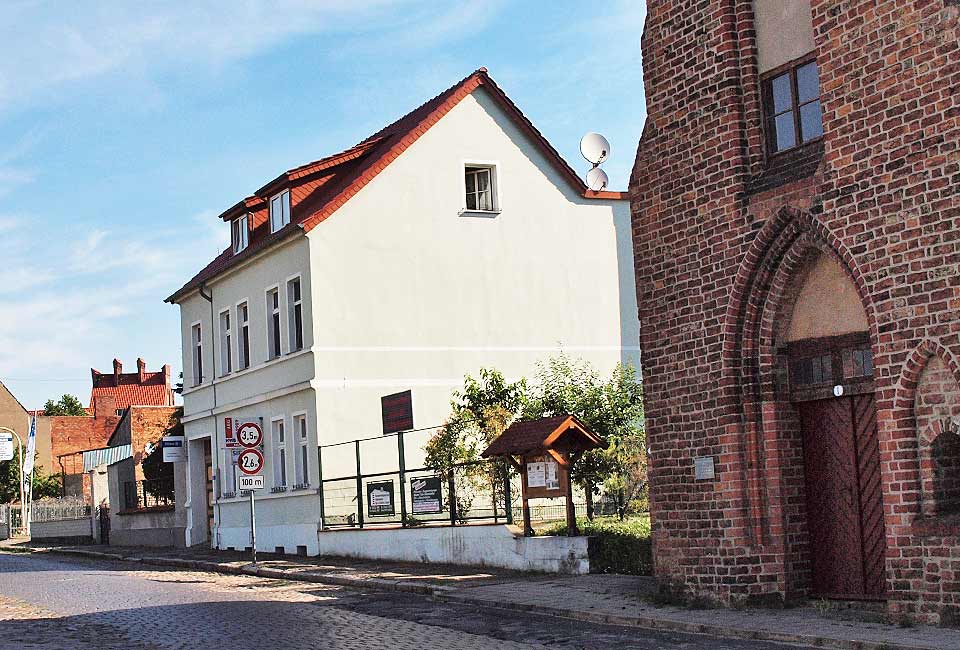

[631,0,959,623]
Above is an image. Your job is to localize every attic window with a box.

[232,213,249,254]
[464,165,498,214]
[270,190,291,233]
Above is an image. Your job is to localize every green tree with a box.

[0,453,62,503]
[424,369,525,522]
[521,354,645,519]
[43,394,87,416]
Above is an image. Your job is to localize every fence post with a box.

[354,440,364,529]
[317,444,325,530]
[502,462,513,525]
[448,471,457,525]
[397,431,408,527]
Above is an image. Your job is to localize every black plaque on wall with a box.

[381,390,414,434]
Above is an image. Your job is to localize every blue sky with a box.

[0,0,647,409]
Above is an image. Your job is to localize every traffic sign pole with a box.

[249,487,257,566]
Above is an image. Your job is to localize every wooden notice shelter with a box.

[481,414,605,537]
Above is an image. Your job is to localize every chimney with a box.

[113,358,122,386]
[137,358,146,383]
[162,364,172,404]
[92,394,117,420]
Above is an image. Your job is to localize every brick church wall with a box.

[631,0,959,622]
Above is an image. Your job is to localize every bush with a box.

[538,515,652,576]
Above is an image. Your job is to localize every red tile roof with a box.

[89,365,174,410]
[167,68,626,304]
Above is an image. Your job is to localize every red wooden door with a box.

[797,394,886,598]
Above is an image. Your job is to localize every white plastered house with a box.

[166,68,639,553]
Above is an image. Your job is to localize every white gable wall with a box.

[307,87,639,460]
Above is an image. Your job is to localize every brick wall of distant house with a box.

[130,407,177,480]
[631,0,959,621]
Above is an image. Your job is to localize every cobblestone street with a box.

[0,552,805,650]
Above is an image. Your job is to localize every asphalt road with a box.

[0,552,807,650]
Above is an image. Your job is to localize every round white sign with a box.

[237,448,264,475]
[236,422,263,448]
[833,385,845,397]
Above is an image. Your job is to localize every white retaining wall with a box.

[315,524,590,574]
[31,517,92,540]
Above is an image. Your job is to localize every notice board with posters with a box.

[410,476,443,514]
[366,480,395,517]
[523,454,567,498]
[381,390,414,434]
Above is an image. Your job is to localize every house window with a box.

[763,59,823,154]
[219,310,232,376]
[287,277,303,352]
[294,414,309,486]
[272,417,287,488]
[191,323,203,385]
[266,288,281,359]
[237,302,250,370]
[269,190,291,233]
[464,165,497,212]
[232,213,249,254]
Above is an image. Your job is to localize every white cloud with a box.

[0,0,454,112]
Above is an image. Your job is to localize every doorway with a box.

[789,334,886,599]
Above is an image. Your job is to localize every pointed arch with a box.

[720,206,878,546]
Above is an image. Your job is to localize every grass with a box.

[537,515,653,576]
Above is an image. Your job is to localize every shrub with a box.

[539,515,652,576]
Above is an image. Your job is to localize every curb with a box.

[2,546,944,650]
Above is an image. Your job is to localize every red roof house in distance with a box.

[90,358,174,412]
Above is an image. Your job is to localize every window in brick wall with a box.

[932,428,960,516]
[762,58,823,154]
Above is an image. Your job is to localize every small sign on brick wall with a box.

[694,456,716,481]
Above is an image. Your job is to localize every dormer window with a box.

[463,164,499,214]
[270,190,291,233]
[232,213,249,254]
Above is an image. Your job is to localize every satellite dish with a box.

[580,132,610,165]
[586,167,609,191]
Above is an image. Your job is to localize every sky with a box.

[0,0,647,410]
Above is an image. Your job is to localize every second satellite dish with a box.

[586,167,609,191]
[580,132,611,165]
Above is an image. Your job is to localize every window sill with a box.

[271,486,288,494]
[458,209,501,219]
[292,483,311,491]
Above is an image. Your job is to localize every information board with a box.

[410,476,443,514]
[0,432,13,462]
[366,480,395,517]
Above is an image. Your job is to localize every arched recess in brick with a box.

[891,339,960,518]
[721,206,877,549]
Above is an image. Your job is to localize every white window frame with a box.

[269,190,291,233]
[293,411,309,487]
[265,285,282,360]
[271,416,287,488]
[190,321,203,386]
[461,161,500,215]
[286,274,303,353]
[236,299,250,371]
[218,308,232,376]
[232,213,250,254]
